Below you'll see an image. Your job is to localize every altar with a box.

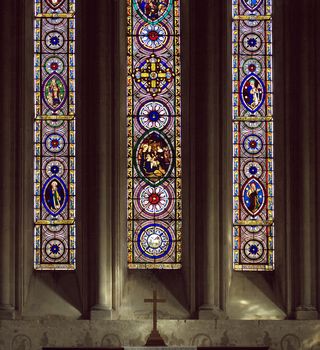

[42,292,269,350]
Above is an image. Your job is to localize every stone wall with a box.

[1,320,320,350]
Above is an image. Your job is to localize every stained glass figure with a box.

[34,0,76,270]
[232,0,274,271]
[127,0,182,269]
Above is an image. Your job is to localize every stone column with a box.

[287,0,318,320]
[190,0,227,319]
[180,0,196,314]
[295,0,318,320]
[0,1,17,320]
[274,0,293,316]
[82,0,115,320]
[114,0,127,310]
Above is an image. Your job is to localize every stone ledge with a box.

[0,320,320,350]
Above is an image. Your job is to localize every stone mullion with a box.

[292,0,318,319]
[0,0,17,319]
[190,0,225,319]
[86,0,114,320]
[274,0,293,316]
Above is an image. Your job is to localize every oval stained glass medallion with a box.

[241,177,266,217]
[42,73,68,112]
[42,175,68,217]
[135,131,173,185]
[240,73,265,113]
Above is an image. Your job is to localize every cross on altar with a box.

[133,54,174,97]
[144,290,166,346]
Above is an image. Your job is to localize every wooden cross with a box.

[144,290,166,332]
[144,290,166,346]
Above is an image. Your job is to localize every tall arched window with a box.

[34,0,76,270]
[232,0,274,271]
[127,0,182,269]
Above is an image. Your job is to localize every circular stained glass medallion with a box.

[139,184,172,216]
[45,159,65,177]
[44,56,65,75]
[45,133,66,154]
[45,238,65,260]
[45,31,65,51]
[242,33,262,53]
[137,223,172,259]
[243,161,263,178]
[242,58,262,76]
[138,100,170,130]
[243,134,263,155]
[138,23,169,51]
[244,239,264,260]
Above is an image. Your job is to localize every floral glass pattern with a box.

[127,0,182,269]
[34,0,76,270]
[232,0,274,270]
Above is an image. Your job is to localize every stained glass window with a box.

[232,0,274,271]
[127,0,182,269]
[34,0,76,270]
